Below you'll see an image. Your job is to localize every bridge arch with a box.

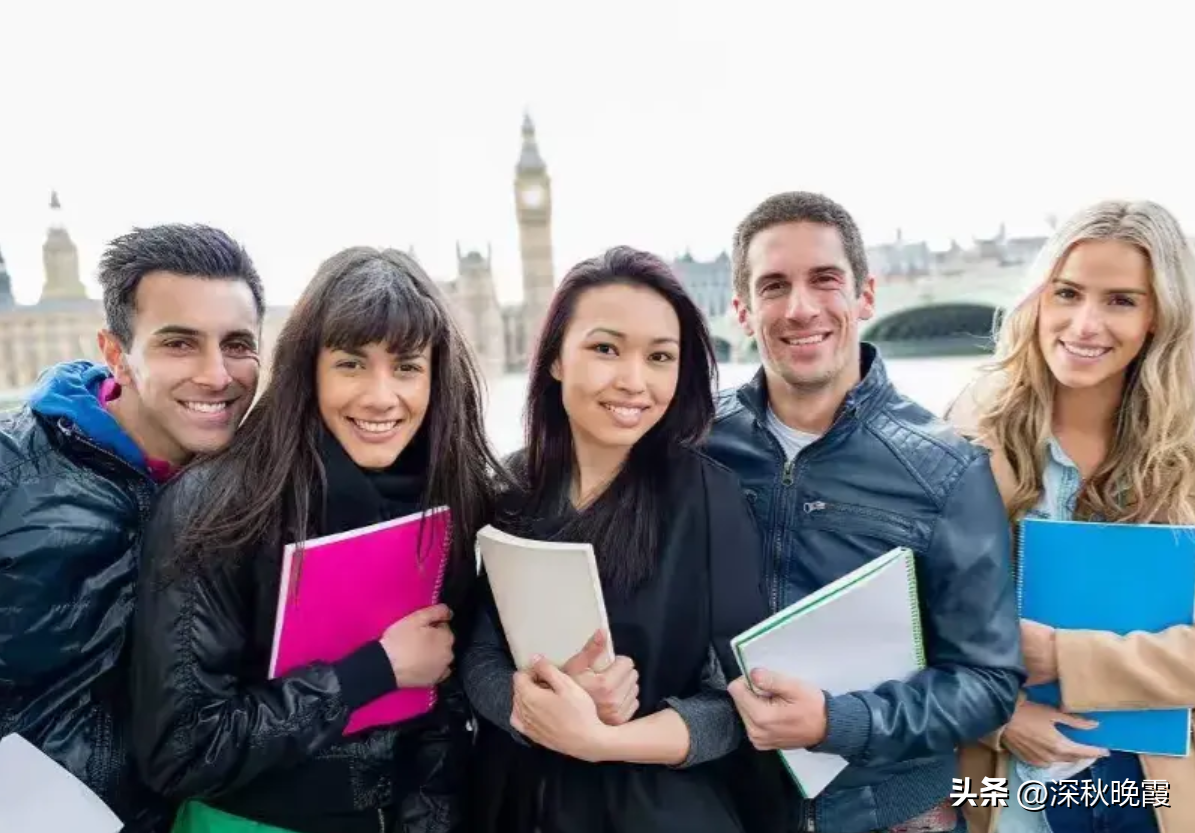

[862,302,1003,357]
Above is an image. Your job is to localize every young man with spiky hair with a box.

[0,224,266,832]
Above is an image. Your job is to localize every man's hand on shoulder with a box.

[728,669,828,751]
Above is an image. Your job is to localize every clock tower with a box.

[514,113,556,364]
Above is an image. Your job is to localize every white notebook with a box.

[477,524,615,670]
[0,733,123,833]
[731,546,927,798]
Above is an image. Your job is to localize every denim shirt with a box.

[1024,438,1083,524]
[999,439,1083,833]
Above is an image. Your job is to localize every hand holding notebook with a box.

[729,547,926,798]
[728,668,835,750]
[379,603,455,687]
[1018,518,1195,756]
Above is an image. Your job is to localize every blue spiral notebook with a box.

[1018,518,1195,756]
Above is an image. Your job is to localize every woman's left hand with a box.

[511,656,614,762]
[1022,619,1059,686]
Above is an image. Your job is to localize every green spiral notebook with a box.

[731,546,927,798]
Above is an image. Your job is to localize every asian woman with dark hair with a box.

[461,246,769,833]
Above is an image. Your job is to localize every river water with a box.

[482,354,990,455]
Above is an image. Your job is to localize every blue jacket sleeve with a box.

[809,452,1025,766]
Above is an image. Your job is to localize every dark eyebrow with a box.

[223,329,258,343]
[753,271,788,287]
[153,325,258,343]
[332,347,427,361]
[754,265,846,288]
[152,325,201,339]
[1053,277,1149,296]
[585,326,678,345]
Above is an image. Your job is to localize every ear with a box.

[855,275,877,322]
[550,357,561,382]
[97,330,135,386]
[732,296,755,338]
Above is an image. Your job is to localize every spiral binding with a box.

[424,506,453,710]
[903,548,929,669]
[1014,520,1027,616]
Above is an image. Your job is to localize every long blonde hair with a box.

[973,199,1195,524]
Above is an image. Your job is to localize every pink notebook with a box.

[268,506,452,735]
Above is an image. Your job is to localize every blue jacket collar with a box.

[736,341,891,426]
[27,360,150,471]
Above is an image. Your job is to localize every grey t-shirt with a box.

[765,406,821,460]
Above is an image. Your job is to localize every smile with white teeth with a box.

[781,333,829,346]
[1061,342,1111,359]
[603,404,646,417]
[183,401,229,413]
[349,418,399,433]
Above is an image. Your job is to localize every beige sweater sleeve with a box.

[1056,625,1195,712]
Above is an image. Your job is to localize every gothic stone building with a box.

[0,118,557,401]
[431,113,558,376]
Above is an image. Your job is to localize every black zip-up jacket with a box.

[0,362,172,833]
[129,460,474,833]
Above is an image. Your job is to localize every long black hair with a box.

[511,246,718,595]
[172,247,504,594]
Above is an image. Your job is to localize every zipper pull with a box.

[803,501,825,513]
[781,459,795,486]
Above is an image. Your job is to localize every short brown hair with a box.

[732,191,869,303]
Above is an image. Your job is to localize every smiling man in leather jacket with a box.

[705,192,1024,833]
[0,225,264,833]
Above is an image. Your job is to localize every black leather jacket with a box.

[0,402,169,833]
[129,467,473,833]
[704,345,1024,833]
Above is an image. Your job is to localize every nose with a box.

[784,285,818,322]
[359,369,401,411]
[614,358,647,394]
[193,346,233,390]
[1071,300,1104,338]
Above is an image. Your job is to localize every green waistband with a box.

[170,801,299,833]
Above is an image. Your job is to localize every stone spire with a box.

[516,112,546,174]
[0,245,13,308]
[41,190,86,303]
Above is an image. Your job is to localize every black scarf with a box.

[317,426,429,536]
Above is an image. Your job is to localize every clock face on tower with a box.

[520,184,546,209]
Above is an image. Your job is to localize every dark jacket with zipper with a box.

[129,430,475,833]
[703,344,1024,833]
[0,361,172,833]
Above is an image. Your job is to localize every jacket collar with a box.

[736,341,892,427]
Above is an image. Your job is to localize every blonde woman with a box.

[951,199,1195,833]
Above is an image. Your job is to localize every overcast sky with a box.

[1,0,1189,307]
